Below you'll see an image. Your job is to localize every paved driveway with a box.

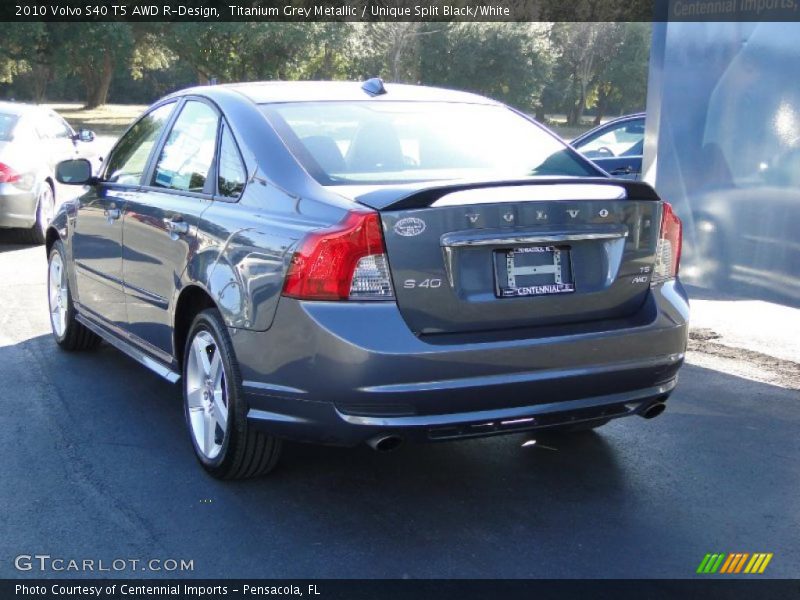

[0,239,798,579]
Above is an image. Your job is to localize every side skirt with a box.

[75,313,181,384]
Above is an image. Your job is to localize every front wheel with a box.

[21,184,54,245]
[48,240,102,351]
[183,309,282,479]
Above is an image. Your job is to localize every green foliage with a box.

[0,22,650,119]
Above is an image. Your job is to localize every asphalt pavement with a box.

[1,237,798,579]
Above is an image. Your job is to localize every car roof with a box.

[0,101,43,116]
[186,80,500,106]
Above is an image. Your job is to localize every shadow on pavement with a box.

[2,332,798,578]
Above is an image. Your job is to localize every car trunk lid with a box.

[343,178,663,335]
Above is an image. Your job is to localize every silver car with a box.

[0,102,95,243]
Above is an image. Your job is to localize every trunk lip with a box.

[352,176,660,211]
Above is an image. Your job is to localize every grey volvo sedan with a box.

[47,80,688,479]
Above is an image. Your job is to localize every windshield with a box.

[261,101,598,185]
[0,113,19,141]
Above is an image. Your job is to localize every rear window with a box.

[0,113,19,141]
[261,101,597,185]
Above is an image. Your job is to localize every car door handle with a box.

[165,218,189,236]
[104,208,121,221]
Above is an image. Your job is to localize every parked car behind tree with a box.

[571,113,645,180]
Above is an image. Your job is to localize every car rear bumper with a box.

[0,188,37,229]
[232,280,689,446]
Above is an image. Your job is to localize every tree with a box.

[547,23,626,125]
[418,23,551,112]
[591,23,651,123]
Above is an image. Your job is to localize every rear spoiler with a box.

[354,177,661,211]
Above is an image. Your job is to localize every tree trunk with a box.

[84,53,113,109]
[32,64,51,103]
[594,87,609,125]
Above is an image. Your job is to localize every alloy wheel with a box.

[186,330,229,460]
[48,251,68,338]
[38,185,54,236]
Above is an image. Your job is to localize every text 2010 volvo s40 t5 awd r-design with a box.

[47,79,688,479]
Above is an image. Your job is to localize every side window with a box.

[36,113,73,140]
[576,119,645,158]
[217,124,246,198]
[51,114,73,139]
[105,102,175,185]
[152,101,219,193]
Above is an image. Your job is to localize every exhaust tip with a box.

[641,402,667,420]
[367,434,404,452]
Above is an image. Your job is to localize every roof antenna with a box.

[361,77,387,97]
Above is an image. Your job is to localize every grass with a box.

[545,117,604,141]
[44,103,146,137]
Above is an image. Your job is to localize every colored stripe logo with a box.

[697,553,773,574]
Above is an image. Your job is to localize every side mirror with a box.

[74,129,95,143]
[56,159,94,185]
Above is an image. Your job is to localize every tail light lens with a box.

[282,211,394,301]
[0,162,20,184]
[652,201,682,283]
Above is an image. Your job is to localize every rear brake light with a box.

[0,162,20,184]
[282,211,394,301]
[652,201,682,282]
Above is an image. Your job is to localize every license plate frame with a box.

[494,245,575,298]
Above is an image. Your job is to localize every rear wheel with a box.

[183,309,282,479]
[47,240,102,350]
[20,184,54,245]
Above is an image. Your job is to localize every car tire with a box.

[20,183,54,245]
[47,240,102,351]
[183,308,282,479]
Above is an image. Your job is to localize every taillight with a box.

[0,162,20,184]
[282,211,394,301]
[652,201,682,283]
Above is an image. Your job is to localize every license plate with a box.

[495,246,575,298]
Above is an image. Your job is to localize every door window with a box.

[576,119,645,159]
[217,124,246,198]
[152,101,219,193]
[36,112,73,140]
[105,102,175,185]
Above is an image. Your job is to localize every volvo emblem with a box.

[393,217,426,237]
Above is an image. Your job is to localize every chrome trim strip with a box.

[441,228,628,248]
[338,378,677,427]
[243,380,308,396]
[75,313,181,383]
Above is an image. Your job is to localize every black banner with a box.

[3,0,800,22]
[4,579,800,600]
